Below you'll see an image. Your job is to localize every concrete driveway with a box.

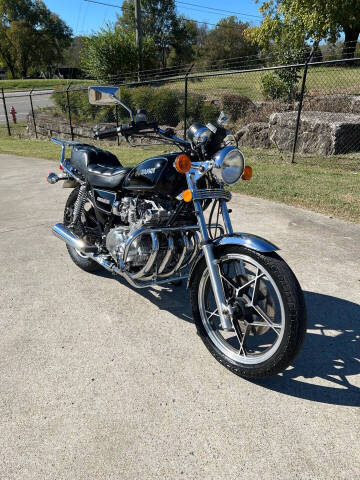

[0,154,359,479]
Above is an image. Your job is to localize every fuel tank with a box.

[122,153,187,197]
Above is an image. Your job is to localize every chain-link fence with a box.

[2,56,360,161]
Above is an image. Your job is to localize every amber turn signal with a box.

[182,189,193,202]
[242,165,253,181]
[175,154,191,174]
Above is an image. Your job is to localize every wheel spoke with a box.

[220,274,238,291]
[252,305,281,335]
[239,324,250,357]
[232,321,250,357]
[236,272,265,296]
[206,308,219,320]
[251,268,264,304]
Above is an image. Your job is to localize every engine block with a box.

[106,196,199,279]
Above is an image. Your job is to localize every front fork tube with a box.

[220,199,245,276]
[194,199,233,330]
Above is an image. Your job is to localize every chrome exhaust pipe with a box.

[52,223,97,253]
[158,235,174,276]
[129,232,160,280]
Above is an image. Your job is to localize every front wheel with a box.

[190,245,307,378]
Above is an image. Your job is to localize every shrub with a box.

[179,93,205,125]
[130,86,156,114]
[221,94,254,121]
[149,89,180,126]
[200,103,219,124]
[51,85,212,128]
[52,85,116,123]
[179,94,219,127]
[261,49,304,102]
[261,72,289,101]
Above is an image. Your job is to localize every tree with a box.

[0,0,72,78]
[167,17,198,66]
[62,36,86,68]
[250,0,360,59]
[116,0,196,68]
[81,25,156,80]
[199,17,259,68]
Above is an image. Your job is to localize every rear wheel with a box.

[63,187,101,273]
[190,245,307,378]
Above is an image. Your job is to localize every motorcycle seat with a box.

[70,144,121,175]
[87,164,132,189]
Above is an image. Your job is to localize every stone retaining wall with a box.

[269,111,360,155]
[27,113,112,140]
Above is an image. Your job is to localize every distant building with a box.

[54,67,84,79]
[0,67,7,80]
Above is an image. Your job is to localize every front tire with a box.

[190,245,307,378]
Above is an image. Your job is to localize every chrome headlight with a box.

[213,146,245,185]
[187,122,212,146]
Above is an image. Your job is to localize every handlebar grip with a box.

[94,122,156,140]
[94,127,119,140]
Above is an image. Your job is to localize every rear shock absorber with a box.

[71,185,88,227]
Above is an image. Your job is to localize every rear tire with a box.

[190,245,307,379]
[63,187,101,273]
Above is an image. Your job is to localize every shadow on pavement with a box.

[94,270,359,406]
[252,291,360,406]
[93,269,194,323]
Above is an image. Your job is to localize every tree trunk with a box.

[9,66,16,79]
[342,28,359,59]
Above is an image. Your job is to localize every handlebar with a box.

[93,122,190,148]
[94,121,159,140]
[94,126,120,139]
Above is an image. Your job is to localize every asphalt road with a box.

[0,90,54,123]
[0,154,359,479]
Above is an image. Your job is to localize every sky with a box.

[44,0,262,36]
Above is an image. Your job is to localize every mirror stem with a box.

[112,95,134,124]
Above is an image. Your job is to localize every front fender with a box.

[213,233,278,252]
[187,233,278,289]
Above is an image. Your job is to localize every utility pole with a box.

[134,0,143,81]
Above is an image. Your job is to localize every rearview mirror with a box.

[217,111,229,126]
[88,86,120,105]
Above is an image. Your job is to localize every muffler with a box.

[52,223,97,253]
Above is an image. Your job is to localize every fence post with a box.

[291,45,316,163]
[184,64,194,140]
[66,83,74,141]
[29,88,37,139]
[115,104,120,146]
[1,87,11,136]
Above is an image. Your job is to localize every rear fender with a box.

[186,233,278,289]
[62,179,78,188]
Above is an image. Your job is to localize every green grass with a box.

[0,78,92,92]
[0,137,171,164]
[166,65,360,100]
[2,64,360,98]
[234,148,360,223]
[0,137,359,224]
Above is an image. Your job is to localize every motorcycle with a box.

[46,85,306,378]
